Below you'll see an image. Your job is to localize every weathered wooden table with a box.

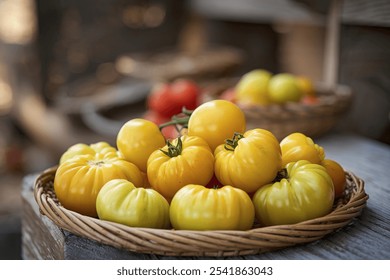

[21,133,390,259]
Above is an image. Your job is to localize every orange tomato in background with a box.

[321,159,346,198]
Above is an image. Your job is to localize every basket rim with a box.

[33,166,368,257]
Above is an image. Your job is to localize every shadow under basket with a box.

[202,79,354,141]
[34,166,368,257]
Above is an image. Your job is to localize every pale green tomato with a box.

[96,179,170,229]
[252,160,334,226]
[268,73,303,103]
[235,69,272,105]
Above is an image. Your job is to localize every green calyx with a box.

[272,168,289,182]
[160,137,183,157]
[224,132,244,151]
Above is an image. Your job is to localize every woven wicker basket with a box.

[34,166,368,257]
[202,79,353,141]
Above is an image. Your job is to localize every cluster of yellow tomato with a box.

[53,100,346,231]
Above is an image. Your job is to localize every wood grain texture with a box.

[21,175,65,260]
[21,133,390,260]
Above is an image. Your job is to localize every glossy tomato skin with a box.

[147,79,199,118]
[170,184,255,230]
[116,118,166,173]
[321,158,346,199]
[214,128,282,193]
[280,132,325,167]
[187,100,246,151]
[59,142,119,164]
[252,160,334,226]
[54,154,144,217]
[96,179,170,229]
[147,135,214,201]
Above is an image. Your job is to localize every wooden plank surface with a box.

[21,133,390,259]
[21,175,65,260]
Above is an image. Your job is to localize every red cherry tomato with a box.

[301,95,319,105]
[147,79,200,118]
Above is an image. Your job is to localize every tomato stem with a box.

[273,168,288,182]
[158,107,193,131]
[224,132,244,151]
[160,137,183,157]
[159,116,190,130]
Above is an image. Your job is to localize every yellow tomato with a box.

[96,179,170,229]
[170,184,255,230]
[59,142,119,164]
[214,129,282,193]
[54,154,144,217]
[147,135,214,201]
[117,118,166,172]
[280,132,325,167]
[187,100,246,151]
[296,76,316,97]
[252,160,334,226]
[235,69,272,105]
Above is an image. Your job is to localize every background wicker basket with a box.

[34,166,368,257]
[201,78,354,141]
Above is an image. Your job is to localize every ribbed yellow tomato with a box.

[59,141,119,164]
[280,132,325,167]
[54,154,144,217]
[170,184,255,230]
[147,135,214,201]
[214,128,282,193]
[96,179,170,229]
[252,160,334,226]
